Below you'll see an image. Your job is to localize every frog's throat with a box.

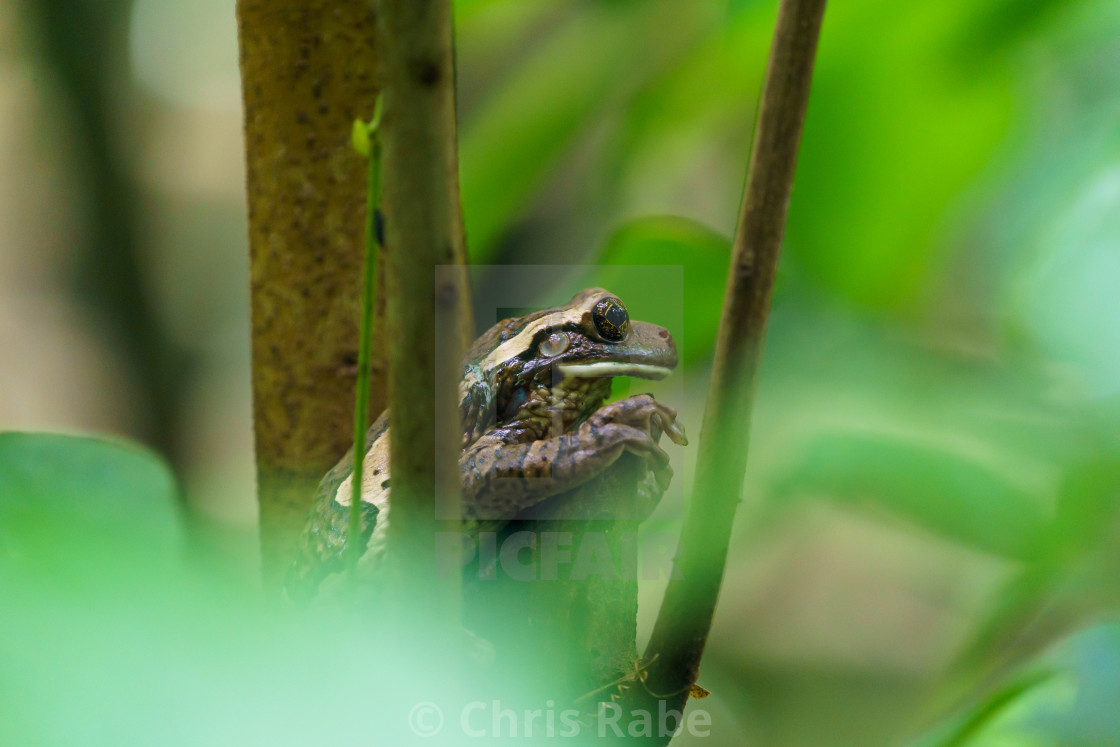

[505,374,610,438]
[556,362,673,380]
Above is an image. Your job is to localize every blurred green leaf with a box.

[585,215,731,366]
[916,669,1058,747]
[1048,456,1120,562]
[0,431,180,562]
[771,431,1047,559]
[956,452,1120,673]
[920,624,1120,747]
[986,1,1120,396]
[0,433,480,746]
[953,0,1078,63]
[596,3,771,230]
[459,3,715,261]
[460,8,641,260]
[786,0,1016,309]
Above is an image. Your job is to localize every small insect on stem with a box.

[574,654,711,707]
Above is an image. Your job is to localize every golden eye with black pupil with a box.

[593,298,630,341]
[539,331,570,357]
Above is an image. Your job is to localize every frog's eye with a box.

[593,297,630,342]
[540,331,570,357]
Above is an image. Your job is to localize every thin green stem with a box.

[347,115,383,581]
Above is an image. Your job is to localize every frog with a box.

[286,288,686,601]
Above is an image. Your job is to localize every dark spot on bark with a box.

[436,280,458,308]
[338,351,359,376]
[381,479,391,489]
[414,59,441,86]
[296,112,310,125]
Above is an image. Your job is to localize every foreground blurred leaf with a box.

[0,431,180,562]
[918,623,1120,747]
[956,453,1120,673]
[771,431,1047,560]
[1,558,466,745]
[0,433,477,745]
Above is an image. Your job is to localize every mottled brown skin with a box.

[287,289,685,600]
[285,413,388,600]
[461,394,679,520]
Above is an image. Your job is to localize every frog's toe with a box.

[604,423,670,468]
[652,410,688,446]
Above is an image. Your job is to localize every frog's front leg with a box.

[586,394,687,445]
[459,395,684,520]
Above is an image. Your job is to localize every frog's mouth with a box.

[557,361,673,380]
[556,321,677,382]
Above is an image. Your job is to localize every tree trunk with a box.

[236,0,385,591]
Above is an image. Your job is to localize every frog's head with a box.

[459,288,678,441]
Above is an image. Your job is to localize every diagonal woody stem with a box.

[639,0,828,724]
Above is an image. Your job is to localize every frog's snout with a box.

[627,321,678,371]
[557,321,677,381]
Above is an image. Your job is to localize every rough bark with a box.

[236,0,386,590]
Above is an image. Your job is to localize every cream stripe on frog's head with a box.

[476,288,607,375]
[468,287,678,395]
[456,288,679,428]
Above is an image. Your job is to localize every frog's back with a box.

[285,411,389,602]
